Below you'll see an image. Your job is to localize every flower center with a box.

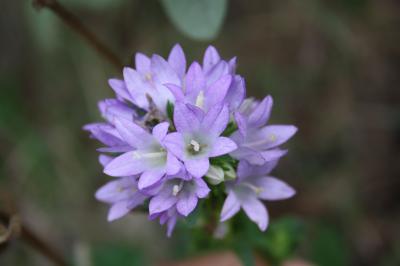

[187,139,206,155]
[195,91,205,108]
[172,181,184,196]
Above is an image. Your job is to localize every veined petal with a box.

[230,146,266,166]
[253,176,296,201]
[194,178,210,198]
[166,153,181,175]
[138,169,166,189]
[225,75,245,111]
[168,44,186,79]
[107,201,131,221]
[220,191,240,222]
[248,96,273,128]
[184,158,209,178]
[152,122,169,143]
[241,196,269,231]
[234,112,247,137]
[149,194,178,215]
[251,125,298,150]
[176,192,198,216]
[95,177,136,203]
[108,79,130,101]
[98,154,113,167]
[261,149,288,162]
[201,104,229,137]
[205,61,228,86]
[135,53,151,73]
[203,45,221,72]
[151,55,180,85]
[185,62,205,97]
[165,83,185,101]
[209,137,237,157]
[104,151,149,176]
[164,132,185,160]
[205,74,232,109]
[166,214,178,237]
[173,102,201,132]
[238,160,278,178]
[114,118,153,148]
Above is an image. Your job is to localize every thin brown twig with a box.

[0,211,67,266]
[32,0,124,70]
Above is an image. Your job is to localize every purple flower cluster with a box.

[85,44,297,236]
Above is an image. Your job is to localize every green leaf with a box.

[92,243,147,266]
[310,224,350,266]
[160,0,228,40]
[234,243,255,266]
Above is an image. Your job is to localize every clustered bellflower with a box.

[84,44,297,237]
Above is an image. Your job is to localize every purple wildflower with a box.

[95,176,148,221]
[104,121,181,189]
[220,160,295,230]
[85,44,297,236]
[164,103,237,178]
[230,96,297,165]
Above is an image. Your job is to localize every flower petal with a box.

[201,104,229,137]
[166,153,181,175]
[138,169,166,189]
[173,102,201,133]
[194,178,210,198]
[135,52,151,73]
[168,44,186,78]
[209,137,237,157]
[184,158,209,178]
[241,196,269,231]
[149,194,178,215]
[248,96,273,128]
[98,154,113,167]
[114,118,153,148]
[165,83,185,101]
[253,176,296,201]
[205,74,231,109]
[152,122,169,142]
[176,192,198,216]
[225,75,245,111]
[220,191,241,222]
[108,79,130,101]
[104,151,149,177]
[164,132,185,160]
[203,45,220,72]
[261,149,288,162]
[256,125,298,149]
[107,201,131,222]
[185,62,205,98]
[151,54,180,85]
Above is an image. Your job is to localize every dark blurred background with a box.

[0,0,399,265]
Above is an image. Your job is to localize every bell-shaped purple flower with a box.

[164,103,238,178]
[95,176,148,222]
[230,96,297,165]
[104,121,181,189]
[220,160,295,230]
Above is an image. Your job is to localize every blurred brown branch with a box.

[0,211,67,266]
[32,0,123,70]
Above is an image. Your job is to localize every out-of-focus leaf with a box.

[160,0,228,40]
[258,217,304,262]
[92,243,147,266]
[234,242,255,266]
[310,224,350,266]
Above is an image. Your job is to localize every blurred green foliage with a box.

[160,0,227,40]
